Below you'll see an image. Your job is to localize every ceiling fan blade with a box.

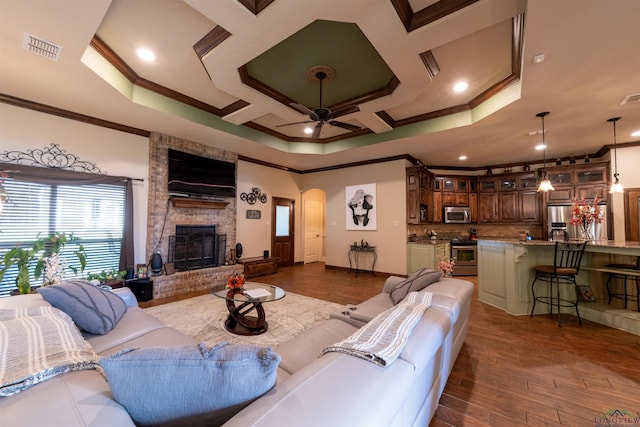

[312,122,323,139]
[289,103,315,116]
[329,105,360,119]
[329,120,361,132]
[275,120,315,128]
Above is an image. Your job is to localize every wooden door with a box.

[272,197,294,267]
[304,200,322,264]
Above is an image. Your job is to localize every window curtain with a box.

[1,162,135,271]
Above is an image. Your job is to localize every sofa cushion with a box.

[389,268,441,304]
[38,279,127,335]
[275,318,358,374]
[100,342,281,426]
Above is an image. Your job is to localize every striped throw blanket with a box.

[321,291,432,367]
[0,306,99,397]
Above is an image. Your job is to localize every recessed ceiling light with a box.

[304,127,313,134]
[453,81,468,93]
[137,48,155,62]
[533,53,545,64]
[631,130,640,137]
[535,144,546,150]
[459,155,467,160]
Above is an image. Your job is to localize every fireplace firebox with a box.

[168,225,226,271]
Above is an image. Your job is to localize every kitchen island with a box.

[477,238,640,335]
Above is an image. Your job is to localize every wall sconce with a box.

[536,112,554,192]
[608,117,623,193]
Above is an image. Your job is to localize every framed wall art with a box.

[345,183,377,231]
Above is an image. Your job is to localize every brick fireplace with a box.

[145,133,242,299]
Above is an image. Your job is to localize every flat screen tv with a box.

[167,149,236,199]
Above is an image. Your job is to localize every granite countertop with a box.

[477,238,640,249]
[407,238,453,244]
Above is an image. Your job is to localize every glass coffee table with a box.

[212,282,285,336]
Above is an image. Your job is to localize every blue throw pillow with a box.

[37,279,127,335]
[100,343,281,426]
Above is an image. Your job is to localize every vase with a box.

[581,222,593,241]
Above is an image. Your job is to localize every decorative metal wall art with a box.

[240,187,267,204]
[0,143,105,174]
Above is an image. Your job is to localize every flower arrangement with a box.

[438,257,456,277]
[227,274,246,290]
[569,195,604,239]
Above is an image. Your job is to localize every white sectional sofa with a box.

[0,275,473,427]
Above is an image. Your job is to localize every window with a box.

[0,176,126,297]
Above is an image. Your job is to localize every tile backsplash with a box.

[407,223,543,241]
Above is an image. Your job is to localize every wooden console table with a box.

[238,257,279,278]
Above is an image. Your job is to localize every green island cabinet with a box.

[407,242,450,275]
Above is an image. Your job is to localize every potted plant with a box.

[86,268,126,287]
[0,232,87,294]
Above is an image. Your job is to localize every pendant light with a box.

[608,117,623,193]
[536,111,554,192]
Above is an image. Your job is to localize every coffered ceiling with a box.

[0,0,638,171]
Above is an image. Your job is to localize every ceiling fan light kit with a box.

[276,66,361,139]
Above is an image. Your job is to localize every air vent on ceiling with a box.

[22,33,62,62]
[620,93,640,105]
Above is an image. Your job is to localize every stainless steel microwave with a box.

[443,206,471,223]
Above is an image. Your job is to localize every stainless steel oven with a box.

[450,240,478,276]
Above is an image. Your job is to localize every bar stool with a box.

[605,257,640,311]
[530,241,587,326]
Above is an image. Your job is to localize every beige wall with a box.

[298,160,409,275]
[236,160,302,260]
[0,103,149,265]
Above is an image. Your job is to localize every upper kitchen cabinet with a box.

[406,166,434,224]
[436,176,471,211]
[479,172,541,223]
[544,162,609,204]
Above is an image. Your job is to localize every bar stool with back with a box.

[530,241,588,326]
[605,256,640,311]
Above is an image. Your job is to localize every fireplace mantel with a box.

[169,197,229,209]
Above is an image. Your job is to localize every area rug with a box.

[143,292,342,348]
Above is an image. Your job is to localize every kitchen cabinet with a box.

[479,173,541,223]
[443,192,469,207]
[437,175,470,209]
[544,162,609,205]
[406,166,434,224]
[498,192,518,221]
[469,192,478,223]
[407,242,450,275]
[479,192,499,222]
[432,192,442,222]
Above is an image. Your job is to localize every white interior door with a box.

[304,200,322,264]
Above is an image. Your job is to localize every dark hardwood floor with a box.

[143,263,640,426]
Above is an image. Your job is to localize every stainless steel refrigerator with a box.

[547,205,608,241]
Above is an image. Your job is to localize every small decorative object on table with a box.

[569,195,604,240]
[438,257,456,277]
[227,274,246,290]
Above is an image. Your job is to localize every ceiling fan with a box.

[276,70,361,139]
